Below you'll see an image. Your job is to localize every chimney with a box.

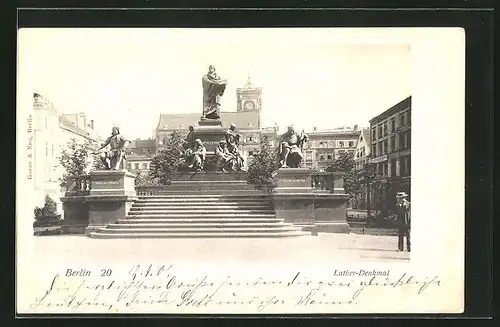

[90,120,94,129]
[313,126,317,131]
[354,124,358,131]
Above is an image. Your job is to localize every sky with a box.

[18,28,412,140]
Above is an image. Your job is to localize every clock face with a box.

[244,100,255,110]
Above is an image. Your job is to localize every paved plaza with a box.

[30,232,410,264]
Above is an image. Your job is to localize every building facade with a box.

[125,138,156,174]
[302,126,360,170]
[31,93,100,212]
[369,96,411,211]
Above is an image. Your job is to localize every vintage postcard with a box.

[16,27,465,314]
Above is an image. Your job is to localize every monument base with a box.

[85,170,137,234]
[272,168,350,234]
[60,195,89,234]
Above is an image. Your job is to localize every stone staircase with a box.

[89,193,310,238]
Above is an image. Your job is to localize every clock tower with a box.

[236,74,262,113]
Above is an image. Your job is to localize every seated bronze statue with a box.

[96,127,129,170]
[186,139,206,172]
[277,126,309,168]
[215,140,240,172]
[224,123,245,171]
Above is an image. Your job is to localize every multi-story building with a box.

[31,93,101,212]
[302,126,360,170]
[125,138,156,174]
[354,127,371,171]
[369,96,411,210]
[155,76,266,166]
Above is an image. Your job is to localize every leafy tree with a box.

[149,131,184,185]
[247,135,278,190]
[325,151,357,195]
[135,171,161,187]
[357,163,386,218]
[58,138,95,188]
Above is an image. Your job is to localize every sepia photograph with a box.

[16,27,464,314]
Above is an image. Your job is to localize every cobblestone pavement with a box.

[28,233,410,264]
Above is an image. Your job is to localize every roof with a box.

[59,115,98,141]
[360,128,371,144]
[369,96,411,124]
[128,138,156,149]
[157,111,260,130]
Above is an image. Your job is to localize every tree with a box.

[58,138,95,188]
[247,135,278,190]
[135,171,161,187]
[149,131,184,185]
[325,151,357,196]
[357,163,385,219]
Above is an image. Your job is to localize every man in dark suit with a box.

[395,192,411,252]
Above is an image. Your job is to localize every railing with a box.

[136,186,165,196]
[311,172,345,193]
[311,172,333,191]
[65,175,91,195]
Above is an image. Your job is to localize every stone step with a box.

[117,218,285,224]
[89,231,310,239]
[108,222,293,229]
[128,209,275,214]
[98,226,302,233]
[132,200,272,207]
[131,205,271,209]
[126,213,276,218]
[138,194,270,199]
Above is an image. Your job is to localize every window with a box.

[399,133,406,149]
[400,156,408,176]
[339,141,344,148]
[408,154,411,176]
[400,113,406,126]
[247,136,253,142]
[349,141,354,147]
[390,159,397,177]
[390,136,396,152]
[378,143,383,156]
[134,163,139,170]
[319,154,325,161]
[383,162,388,177]
[127,163,132,170]
[327,154,332,160]
[391,118,396,132]
[142,163,148,169]
[371,128,377,140]
[249,150,254,156]
[408,132,412,149]
[378,124,383,137]
[383,123,388,137]
[408,111,411,125]
[383,140,388,154]
[319,141,324,148]
[372,145,377,157]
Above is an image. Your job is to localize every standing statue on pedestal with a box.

[277,126,309,168]
[96,126,129,170]
[202,65,228,120]
[224,123,245,171]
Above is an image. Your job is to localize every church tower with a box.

[236,73,262,113]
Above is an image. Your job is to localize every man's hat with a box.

[396,192,408,198]
[230,123,236,128]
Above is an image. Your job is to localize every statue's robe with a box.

[103,134,126,159]
[184,131,195,150]
[277,132,307,167]
[202,73,227,119]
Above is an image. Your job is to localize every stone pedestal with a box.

[194,119,226,153]
[272,168,350,234]
[60,175,91,234]
[85,170,137,234]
